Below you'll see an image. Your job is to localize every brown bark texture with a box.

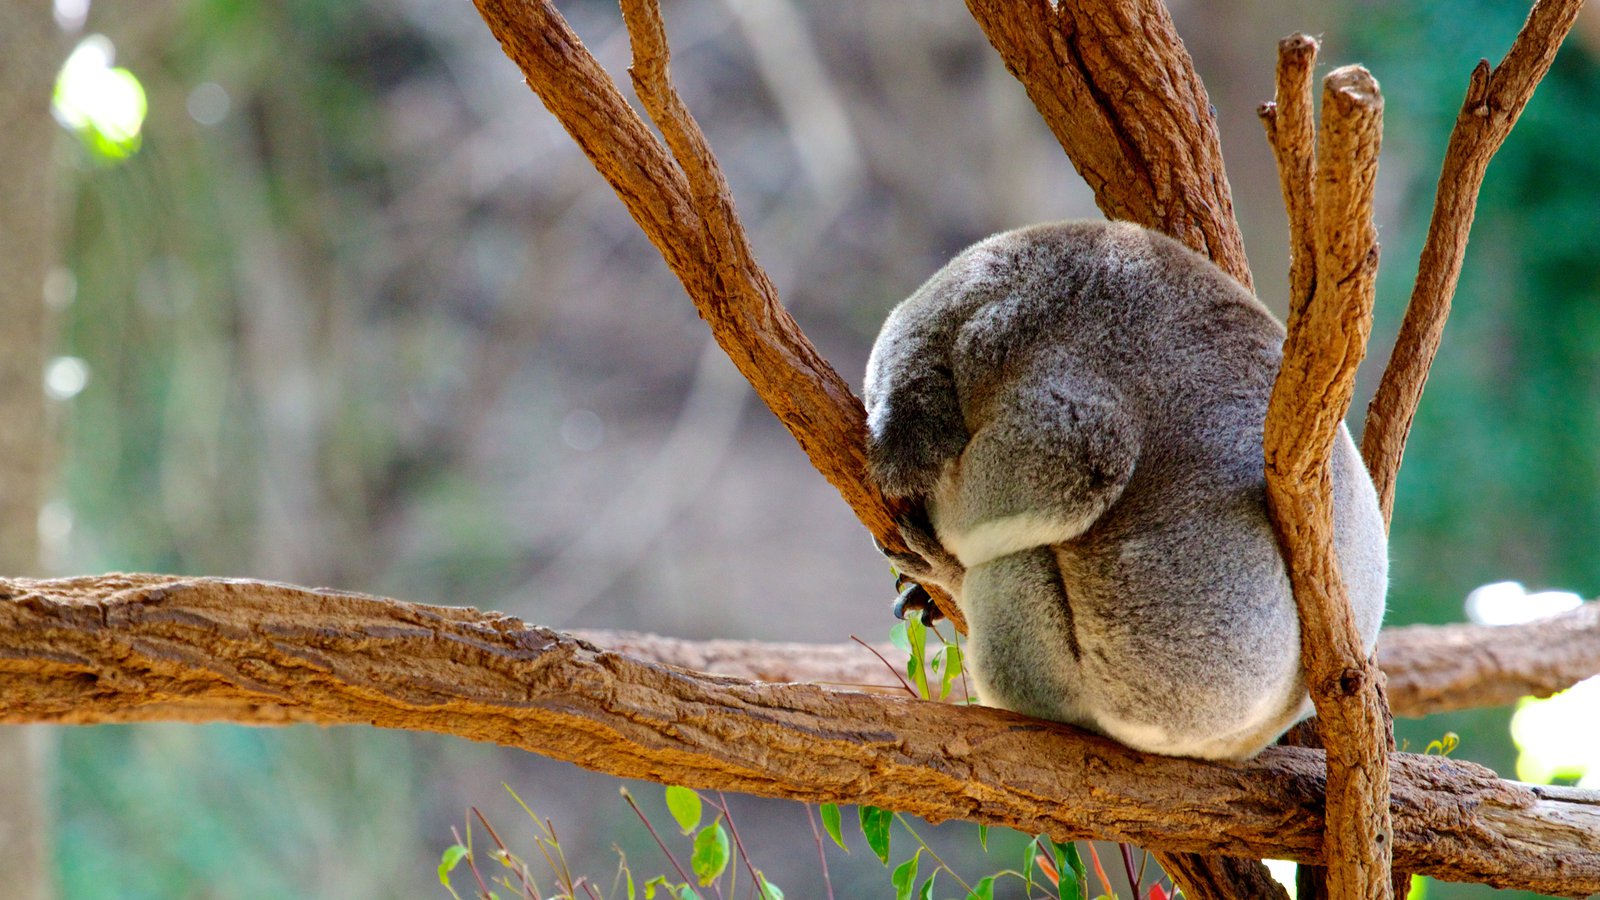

[963,0,1254,291]
[1259,34,1319,321]
[1379,603,1600,716]
[1263,65,1392,900]
[1360,0,1586,525]
[3,575,1600,896]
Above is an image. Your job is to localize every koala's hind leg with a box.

[930,377,1140,569]
[960,547,1090,725]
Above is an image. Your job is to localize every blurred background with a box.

[3,0,1598,896]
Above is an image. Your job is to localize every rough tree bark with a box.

[963,0,1254,291]
[6,575,1592,720]
[1263,61,1391,900]
[3,575,1600,897]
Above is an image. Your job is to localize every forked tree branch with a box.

[1360,0,1587,526]
[467,0,965,626]
[963,0,1253,291]
[2,575,1599,897]
[1262,66,1390,900]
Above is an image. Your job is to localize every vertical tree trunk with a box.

[0,4,62,897]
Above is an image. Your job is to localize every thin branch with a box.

[1263,65,1390,900]
[467,0,962,626]
[1360,0,1586,526]
[1259,34,1320,320]
[963,0,1253,290]
[2,575,1599,896]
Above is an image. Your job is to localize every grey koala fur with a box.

[864,220,1387,761]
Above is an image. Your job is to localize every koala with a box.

[863,220,1387,761]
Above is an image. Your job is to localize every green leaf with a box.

[889,621,911,654]
[820,804,848,851]
[1058,841,1085,878]
[938,644,963,700]
[755,871,785,900]
[437,844,469,886]
[968,875,996,900]
[691,822,731,885]
[675,887,702,900]
[1051,840,1084,900]
[860,805,893,865]
[665,786,703,834]
[644,875,671,899]
[906,617,930,698]
[906,614,927,658]
[917,871,937,900]
[977,823,988,852]
[1022,837,1039,889]
[892,849,920,900]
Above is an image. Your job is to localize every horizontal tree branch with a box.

[584,600,1600,720]
[3,574,1598,896]
[1378,603,1600,716]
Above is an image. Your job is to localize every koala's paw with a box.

[893,577,942,625]
[874,507,964,624]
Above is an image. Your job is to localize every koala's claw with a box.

[893,580,943,625]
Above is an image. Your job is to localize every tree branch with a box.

[1259,34,1319,320]
[1360,0,1586,526]
[2,575,1599,896]
[579,600,1600,720]
[963,0,1253,290]
[467,0,963,626]
[1260,42,1339,897]
[1378,603,1600,716]
[1263,65,1390,900]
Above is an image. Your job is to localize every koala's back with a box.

[865,220,1388,760]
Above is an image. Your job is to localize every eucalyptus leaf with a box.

[691,823,730,885]
[892,849,920,900]
[820,804,847,851]
[664,786,702,835]
[860,805,893,865]
[437,844,468,886]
